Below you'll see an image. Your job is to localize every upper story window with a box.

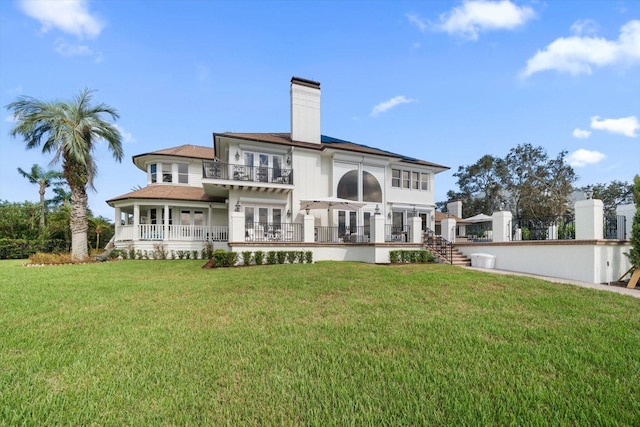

[148,162,190,184]
[392,168,430,191]
[337,170,382,203]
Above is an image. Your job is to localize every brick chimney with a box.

[290,77,321,144]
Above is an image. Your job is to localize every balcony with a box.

[202,161,293,193]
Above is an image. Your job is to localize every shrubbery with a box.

[0,238,67,259]
[389,250,435,264]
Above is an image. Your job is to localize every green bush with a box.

[305,251,313,264]
[0,238,67,259]
[390,250,433,264]
[254,251,265,265]
[389,251,401,264]
[286,251,297,264]
[276,251,287,264]
[267,251,277,265]
[241,251,253,266]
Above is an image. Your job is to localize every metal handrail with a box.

[423,229,453,264]
[203,160,293,185]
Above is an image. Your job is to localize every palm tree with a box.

[6,89,123,261]
[49,185,72,208]
[17,164,63,233]
[89,216,112,250]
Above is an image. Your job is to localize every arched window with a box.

[337,170,382,202]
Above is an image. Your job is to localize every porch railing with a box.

[313,226,370,243]
[512,215,575,241]
[424,229,454,264]
[114,225,228,242]
[203,160,293,185]
[385,225,409,242]
[604,215,626,240]
[245,222,303,242]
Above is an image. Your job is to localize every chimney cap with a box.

[291,76,320,89]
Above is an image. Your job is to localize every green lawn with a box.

[1,260,639,425]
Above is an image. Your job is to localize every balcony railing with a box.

[115,225,228,242]
[314,226,370,243]
[203,161,293,185]
[245,222,303,242]
[385,225,409,242]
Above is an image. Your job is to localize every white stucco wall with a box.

[455,241,632,284]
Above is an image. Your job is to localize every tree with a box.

[628,175,640,269]
[6,89,124,261]
[49,185,72,209]
[89,216,113,250]
[449,155,507,217]
[17,164,63,233]
[0,201,40,240]
[578,181,634,215]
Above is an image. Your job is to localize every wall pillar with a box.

[409,216,422,243]
[303,214,315,243]
[575,199,604,240]
[492,210,513,242]
[441,217,456,242]
[163,204,170,240]
[230,211,245,242]
[371,213,385,243]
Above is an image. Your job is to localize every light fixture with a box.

[287,209,291,218]
[234,201,241,212]
[374,205,380,215]
[500,201,505,211]
[585,186,593,200]
[305,208,310,215]
[235,150,240,161]
[411,207,417,217]
[387,212,392,220]
[286,155,291,165]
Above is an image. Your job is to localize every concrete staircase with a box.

[424,230,471,266]
[449,247,471,266]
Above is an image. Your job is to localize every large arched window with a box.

[337,170,382,203]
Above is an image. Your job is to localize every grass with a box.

[1,259,639,425]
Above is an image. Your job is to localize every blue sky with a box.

[1,0,638,219]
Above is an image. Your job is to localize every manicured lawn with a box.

[1,259,639,425]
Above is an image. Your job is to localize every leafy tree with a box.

[577,180,634,215]
[0,201,40,240]
[628,175,640,269]
[6,89,124,261]
[49,185,72,208]
[449,155,507,216]
[17,164,64,233]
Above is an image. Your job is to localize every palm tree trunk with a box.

[70,185,89,261]
[39,183,46,233]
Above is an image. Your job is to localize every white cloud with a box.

[371,96,414,117]
[521,20,640,77]
[406,13,428,32]
[572,128,591,139]
[113,124,136,144]
[18,0,104,39]
[590,115,639,137]
[567,149,606,167]
[435,0,535,41]
[4,114,17,123]
[570,19,599,36]
[54,39,93,56]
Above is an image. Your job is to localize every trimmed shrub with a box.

[286,251,297,264]
[266,251,277,265]
[254,251,265,265]
[241,251,253,266]
[276,251,286,264]
[305,251,313,264]
[389,251,401,264]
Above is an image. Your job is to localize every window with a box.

[162,164,172,183]
[337,170,382,202]
[150,164,157,183]
[421,173,429,190]
[412,172,419,189]
[402,171,410,189]
[392,168,430,192]
[178,164,188,184]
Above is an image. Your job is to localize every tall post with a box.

[230,210,245,242]
[441,217,456,242]
[372,212,385,243]
[575,198,604,240]
[492,210,513,242]
[303,214,315,243]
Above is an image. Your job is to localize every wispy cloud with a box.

[572,128,591,139]
[521,20,640,78]
[113,124,136,144]
[570,19,599,37]
[406,13,427,32]
[18,0,104,39]
[567,149,606,167]
[371,96,414,117]
[434,0,535,41]
[54,39,103,62]
[590,115,639,137]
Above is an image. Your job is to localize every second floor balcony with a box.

[202,160,293,193]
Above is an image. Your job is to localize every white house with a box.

[107,77,450,258]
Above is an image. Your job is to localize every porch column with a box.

[133,204,140,240]
[492,210,513,242]
[164,204,170,240]
[410,216,422,243]
[371,212,385,243]
[230,210,245,242]
[303,214,315,243]
[575,198,603,240]
[441,217,456,242]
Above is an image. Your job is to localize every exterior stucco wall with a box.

[455,241,632,284]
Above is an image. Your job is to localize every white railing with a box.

[114,225,229,242]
